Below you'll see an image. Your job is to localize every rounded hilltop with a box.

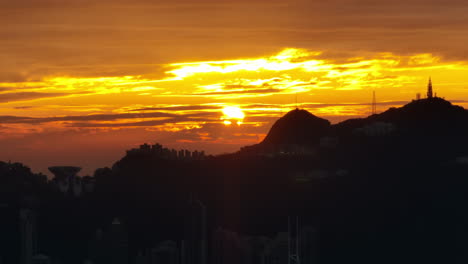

[240,108,331,154]
[362,96,468,129]
[261,108,331,146]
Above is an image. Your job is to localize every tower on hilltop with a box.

[427,77,433,99]
[371,90,377,115]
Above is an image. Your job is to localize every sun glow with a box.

[222,106,245,119]
[166,48,321,80]
[3,48,468,148]
[221,106,245,125]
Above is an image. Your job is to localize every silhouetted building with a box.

[288,217,300,264]
[162,148,171,159]
[152,143,163,154]
[261,232,289,264]
[184,150,191,160]
[87,219,128,264]
[212,228,243,264]
[126,143,206,161]
[179,149,185,159]
[171,149,178,159]
[300,226,319,264]
[87,228,106,263]
[107,218,129,264]
[133,250,147,264]
[355,121,396,136]
[0,204,20,263]
[20,209,37,264]
[416,92,421,100]
[260,222,318,264]
[81,176,96,193]
[31,254,51,264]
[244,236,270,264]
[293,169,330,182]
[150,240,178,264]
[319,136,339,148]
[183,197,207,264]
[212,228,272,264]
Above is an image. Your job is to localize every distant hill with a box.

[240,108,330,153]
[262,108,331,145]
[335,97,468,135]
[241,97,468,156]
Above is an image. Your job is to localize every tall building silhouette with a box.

[31,254,51,264]
[20,209,37,264]
[87,228,105,263]
[87,219,129,264]
[427,77,433,99]
[262,232,289,264]
[212,228,242,264]
[0,204,20,263]
[183,196,207,264]
[299,226,319,264]
[107,218,129,264]
[150,240,178,264]
[212,228,271,264]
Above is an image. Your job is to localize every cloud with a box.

[2,0,468,85]
[0,92,73,103]
[194,88,281,96]
[0,112,175,124]
[132,105,221,112]
[0,110,219,126]
[13,106,35,110]
[0,72,29,83]
[69,117,213,128]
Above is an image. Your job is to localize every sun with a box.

[222,106,245,119]
[222,106,245,125]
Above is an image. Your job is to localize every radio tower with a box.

[371,90,377,115]
[427,77,433,99]
[295,92,299,110]
[288,216,301,264]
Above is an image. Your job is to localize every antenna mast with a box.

[371,90,377,115]
[288,216,301,264]
[295,92,298,109]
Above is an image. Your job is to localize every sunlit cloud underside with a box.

[1,48,468,147]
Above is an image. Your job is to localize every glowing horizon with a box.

[3,0,468,176]
[2,49,468,143]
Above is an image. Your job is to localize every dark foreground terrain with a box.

[2,97,468,263]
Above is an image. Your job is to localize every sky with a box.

[2,0,468,176]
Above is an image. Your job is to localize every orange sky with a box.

[2,0,468,175]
